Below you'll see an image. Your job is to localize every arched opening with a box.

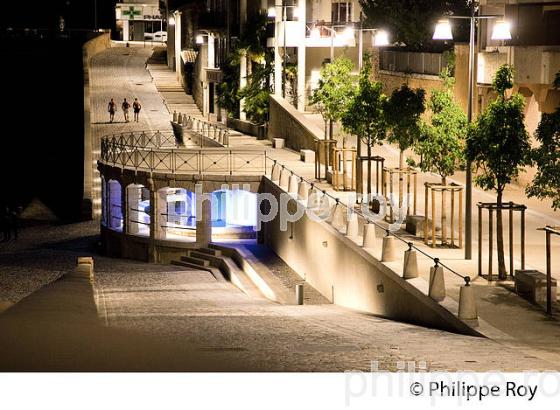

[127,184,150,237]
[159,187,196,242]
[211,189,257,240]
[107,179,123,232]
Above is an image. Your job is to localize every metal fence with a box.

[100,131,265,176]
[380,50,449,76]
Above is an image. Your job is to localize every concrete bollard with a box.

[307,187,320,209]
[298,181,308,201]
[288,174,299,195]
[346,212,359,238]
[362,223,377,249]
[318,194,331,218]
[458,278,478,321]
[296,284,304,305]
[279,168,290,189]
[403,244,419,279]
[429,261,446,301]
[271,162,281,182]
[330,203,346,232]
[381,233,396,262]
[173,111,178,122]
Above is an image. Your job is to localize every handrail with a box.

[174,114,230,147]
[267,156,470,284]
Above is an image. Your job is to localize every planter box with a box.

[227,117,267,140]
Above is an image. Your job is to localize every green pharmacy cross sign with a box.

[122,7,142,20]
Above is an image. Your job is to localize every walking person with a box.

[122,98,130,123]
[108,98,116,123]
[133,98,142,122]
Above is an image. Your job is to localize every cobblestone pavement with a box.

[1,222,558,371]
[94,258,559,371]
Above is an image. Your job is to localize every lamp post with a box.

[433,3,511,260]
[268,3,300,98]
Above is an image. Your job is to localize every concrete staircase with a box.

[146,51,203,119]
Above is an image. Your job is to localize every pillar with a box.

[274,8,282,97]
[174,11,182,78]
[121,182,128,235]
[196,191,213,248]
[148,182,158,263]
[296,0,306,112]
[123,20,130,42]
[127,185,140,235]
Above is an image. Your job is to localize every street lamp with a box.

[357,28,390,69]
[433,6,512,260]
[268,3,300,98]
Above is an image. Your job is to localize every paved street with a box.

[0,222,558,371]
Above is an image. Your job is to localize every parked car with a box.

[144,31,167,42]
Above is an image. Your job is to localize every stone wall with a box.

[259,177,479,335]
[268,94,325,152]
[83,32,112,220]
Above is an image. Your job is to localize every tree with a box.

[341,59,387,201]
[217,49,242,118]
[359,0,470,49]
[467,65,531,279]
[527,70,560,210]
[239,59,273,125]
[385,84,426,212]
[415,70,466,243]
[309,57,357,140]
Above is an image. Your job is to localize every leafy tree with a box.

[239,59,273,125]
[385,84,426,212]
[309,57,357,140]
[527,70,560,210]
[467,65,531,279]
[217,49,242,118]
[386,84,426,169]
[359,0,470,49]
[341,59,387,200]
[415,70,466,243]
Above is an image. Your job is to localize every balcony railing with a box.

[380,50,450,77]
[99,131,266,176]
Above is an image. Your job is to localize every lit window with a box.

[332,2,352,23]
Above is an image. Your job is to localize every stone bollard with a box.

[362,223,377,249]
[279,167,290,189]
[458,277,478,321]
[307,187,320,209]
[429,259,446,301]
[318,194,331,219]
[298,180,308,201]
[330,203,346,232]
[173,111,178,123]
[381,232,396,262]
[271,162,281,182]
[288,174,299,195]
[296,284,304,305]
[346,212,359,238]
[403,243,419,279]
[76,257,94,282]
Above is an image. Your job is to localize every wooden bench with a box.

[515,269,557,307]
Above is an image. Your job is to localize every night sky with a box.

[0,0,118,31]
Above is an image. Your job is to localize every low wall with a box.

[83,32,112,220]
[259,177,478,336]
[227,118,266,139]
[268,94,324,152]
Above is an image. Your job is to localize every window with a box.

[332,2,352,23]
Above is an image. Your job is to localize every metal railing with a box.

[99,131,265,176]
[380,50,450,76]
[539,226,559,314]
[175,114,230,147]
[267,157,471,287]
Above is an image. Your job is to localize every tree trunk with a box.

[329,119,333,141]
[496,189,507,280]
[367,137,372,203]
[356,136,362,203]
[398,150,404,212]
[441,176,447,245]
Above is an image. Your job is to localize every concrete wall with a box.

[83,32,112,220]
[260,178,478,335]
[268,94,325,151]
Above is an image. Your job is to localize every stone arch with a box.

[158,187,197,242]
